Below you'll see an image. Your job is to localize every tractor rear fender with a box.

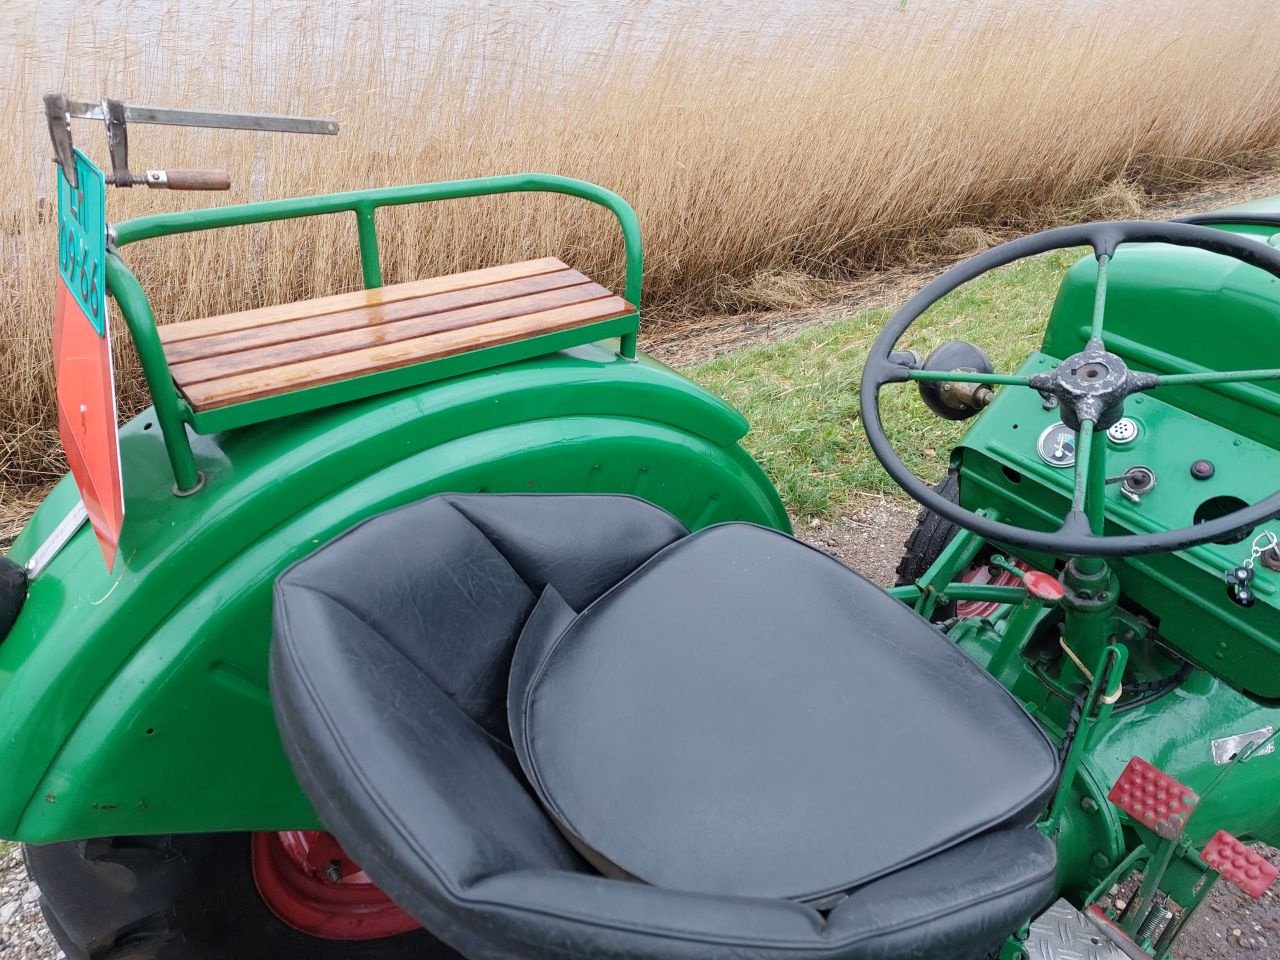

[0,345,787,842]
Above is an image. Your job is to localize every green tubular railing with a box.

[106,174,644,493]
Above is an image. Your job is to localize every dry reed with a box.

[3,0,1280,485]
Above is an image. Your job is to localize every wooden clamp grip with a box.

[145,169,231,191]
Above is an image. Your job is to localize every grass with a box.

[0,483,51,552]
[691,250,1081,516]
[4,0,1280,484]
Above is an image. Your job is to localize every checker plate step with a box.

[1025,899,1128,960]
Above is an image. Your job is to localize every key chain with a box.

[1225,531,1279,608]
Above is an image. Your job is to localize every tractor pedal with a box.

[1024,899,1128,959]
[1201,830,1279,899]
[1107,757,1198,839]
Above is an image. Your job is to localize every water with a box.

[6,0,907,190]
[4,0,887,60]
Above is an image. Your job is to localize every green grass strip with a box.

[690,250,1080,516]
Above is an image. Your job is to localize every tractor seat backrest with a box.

[273,493,687,741]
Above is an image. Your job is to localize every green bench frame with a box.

[106,174,643,492]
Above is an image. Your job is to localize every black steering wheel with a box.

[860,218,1280,557]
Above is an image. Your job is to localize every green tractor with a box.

[2,98,1277,960]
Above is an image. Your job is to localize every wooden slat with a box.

[181,296,633,411]
[158,257,568,344]
[164,268,590,364]
[171,282,612,387]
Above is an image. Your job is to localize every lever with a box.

[143,169,231,191]
[1105,465,1157,503]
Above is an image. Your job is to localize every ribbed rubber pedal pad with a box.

[1107,756,1198,839]
[1202,829,1278,899]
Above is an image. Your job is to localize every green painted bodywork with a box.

[961,355,1280,702]
[1,345,787,842]
[0,174,787,842]
[940,214,1280,905]
[107,173,647,492]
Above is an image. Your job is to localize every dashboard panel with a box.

[957,351,1280,703]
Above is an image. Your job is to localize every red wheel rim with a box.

[251,831,420,940]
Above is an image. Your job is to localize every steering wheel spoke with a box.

[1151,367,1280,389]
[905,369,1032,388]
[1056,510,1094,539]
[1088,252,1110,343]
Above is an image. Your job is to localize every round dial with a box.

[1037,423,1077,467]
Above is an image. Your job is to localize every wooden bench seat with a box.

[158,257,634,413]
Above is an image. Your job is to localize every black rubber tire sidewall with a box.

[28,833,457,960]
[893,470,962,588]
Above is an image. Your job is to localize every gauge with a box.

[1037,423,1077,468]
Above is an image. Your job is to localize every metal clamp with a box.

[43,93,339,189]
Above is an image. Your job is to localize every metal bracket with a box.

[104,98,132,187]
[43,93,340,189]
[44,93,77,187]
[24,501,89,580]
[1211,726,1276,765]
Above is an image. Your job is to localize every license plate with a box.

[56,149,107,335]
[53,149,123,571]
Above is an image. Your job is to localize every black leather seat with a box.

[272,494,1059,960]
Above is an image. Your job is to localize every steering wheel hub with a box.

[1030,341,1146,431]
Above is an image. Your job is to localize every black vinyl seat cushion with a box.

[272,494,1059,960]
[506,522,1059,904]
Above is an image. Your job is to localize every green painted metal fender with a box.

[0,344,788,843]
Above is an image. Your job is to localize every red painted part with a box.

[1107,756,1199,840]
[1202,829,1279,898]
[1022,570,1065,602]
[251,831,421,940]
[955,561,1029,618]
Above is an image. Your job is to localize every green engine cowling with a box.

[0,344,787,843]
[952,204,1280,894]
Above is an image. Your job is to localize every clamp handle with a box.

[145,169,231,191]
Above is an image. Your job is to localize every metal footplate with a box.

[1024,899,1129,960]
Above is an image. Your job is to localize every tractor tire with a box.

[893,470,961,587]
[25,834,458,960]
